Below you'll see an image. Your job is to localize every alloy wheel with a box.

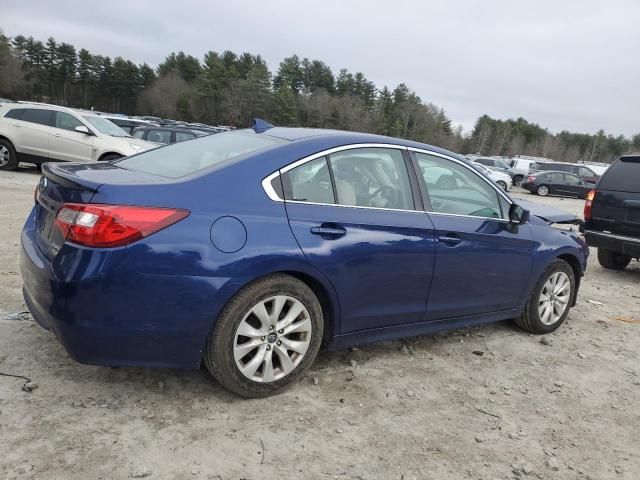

[0,146,9,167]
[233,295,312,383]
[538,271,571,325]
[537,185,549,196]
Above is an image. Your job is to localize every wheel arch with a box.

[556,252,582,306]
[98,151,123,161]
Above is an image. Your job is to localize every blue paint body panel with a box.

[20,128,588,368]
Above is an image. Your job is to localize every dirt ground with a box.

[1,166,639,480]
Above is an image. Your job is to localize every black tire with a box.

[513,175,524,187]
[496,180,507,191]
[99,153,122,162]
[597,248,632,271]
[515,259,575,334]
[0,139,19,171]
[204,274,324,397]
[536,185,550,196]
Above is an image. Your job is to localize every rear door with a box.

[591,157,640,237]
[11,108,53,159]
[562,174,589,198]
[545,173,565,195]
[282,146,436,333]
[49,112,95,162]
[411,150,534,320]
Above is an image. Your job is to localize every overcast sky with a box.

[3,0,639,136]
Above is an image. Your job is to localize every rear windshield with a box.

[598,157,640,193]
[116,130,286,178]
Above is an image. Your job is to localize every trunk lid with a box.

[35,162,169,258]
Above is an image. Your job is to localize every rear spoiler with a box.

[42,163,101,191]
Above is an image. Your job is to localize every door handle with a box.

[53,133,61,137]
[437,234,462,246]
[310,224,346,238]
[12,123,21,127]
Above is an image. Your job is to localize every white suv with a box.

[0,103,156,170]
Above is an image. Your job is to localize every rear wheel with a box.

[597,248,632,271]
[536,185,550,196]
[204,274,324,397]
[0,139,18,171]
[496,180,507,191]
[515,259,575,334]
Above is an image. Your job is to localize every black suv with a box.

[581,155,640,270]
[536,162,599,184]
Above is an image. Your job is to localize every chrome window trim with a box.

[284,199,422,214]
[261,143,410,209]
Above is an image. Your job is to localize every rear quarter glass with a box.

[598,157,640,193]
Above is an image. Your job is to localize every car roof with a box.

[257,127,466,161]
[537,170,577,175]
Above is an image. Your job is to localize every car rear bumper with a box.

[20,210,231,369]
[583,229,640,257]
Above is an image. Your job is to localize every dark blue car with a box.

[20,122,588,397]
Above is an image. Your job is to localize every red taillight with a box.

[54,203,189,248]
[526,176,536,183]
[584,189,596,221]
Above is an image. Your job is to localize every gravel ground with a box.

[1,166,639,480]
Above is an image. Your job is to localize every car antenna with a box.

[252,118,274,133]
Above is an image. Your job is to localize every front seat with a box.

[335,180,357,206]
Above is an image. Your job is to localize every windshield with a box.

[83,115,130,137]
[116,130,286,178]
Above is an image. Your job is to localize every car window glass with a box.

[4,108,24,119]
[578,167,596,179]
[328,148,413,210]
[55,112,84,131]
[175,132,195,142]
[132,129,146,139]
[598,157,640,193]
[148,130,172,144]
[283,157,335,204]
[415,152,504,219]
[545,173,563,183]
[563,174,582,185]
[21,109,53,126]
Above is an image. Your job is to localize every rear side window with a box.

[4,108,25,119]
[598,157,640,193]
[175,131,195,142]
[21,109,53,126]
[283,157,335,204]
[117,130,286,178]
[147,130,172,144]
[132,129,146,139]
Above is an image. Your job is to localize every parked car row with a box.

[0,102,156,170]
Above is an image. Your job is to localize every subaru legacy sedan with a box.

[21,121,588,397]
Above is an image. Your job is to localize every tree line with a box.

[0,29,637,163]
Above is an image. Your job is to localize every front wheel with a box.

[598,248,632,270]
[99,153,122,162]
[204,274,324,397]
[513,175,524,187]
[496,180,508,191]
[515,259,575,334]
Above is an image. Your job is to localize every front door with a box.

[282,147,436,333]
[49,112,95,162]
[412,150,534,320]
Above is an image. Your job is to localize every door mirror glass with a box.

[509,203,530,224]
[74,125,91,135]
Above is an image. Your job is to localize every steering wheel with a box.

[370,185,399,209]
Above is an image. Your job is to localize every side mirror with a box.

[74,125,92,135]
[509,203,530,225]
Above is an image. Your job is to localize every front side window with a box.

[55,112,84,132]
[563,174,583,185]
[175,131,195,143]
[415,152,504,219]
[328,148,413,210]
[21,109,53,126]
[147,130,172,144]
[283,157,335,204]
[82,115,129,137]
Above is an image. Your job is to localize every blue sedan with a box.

[20,120,588,397]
